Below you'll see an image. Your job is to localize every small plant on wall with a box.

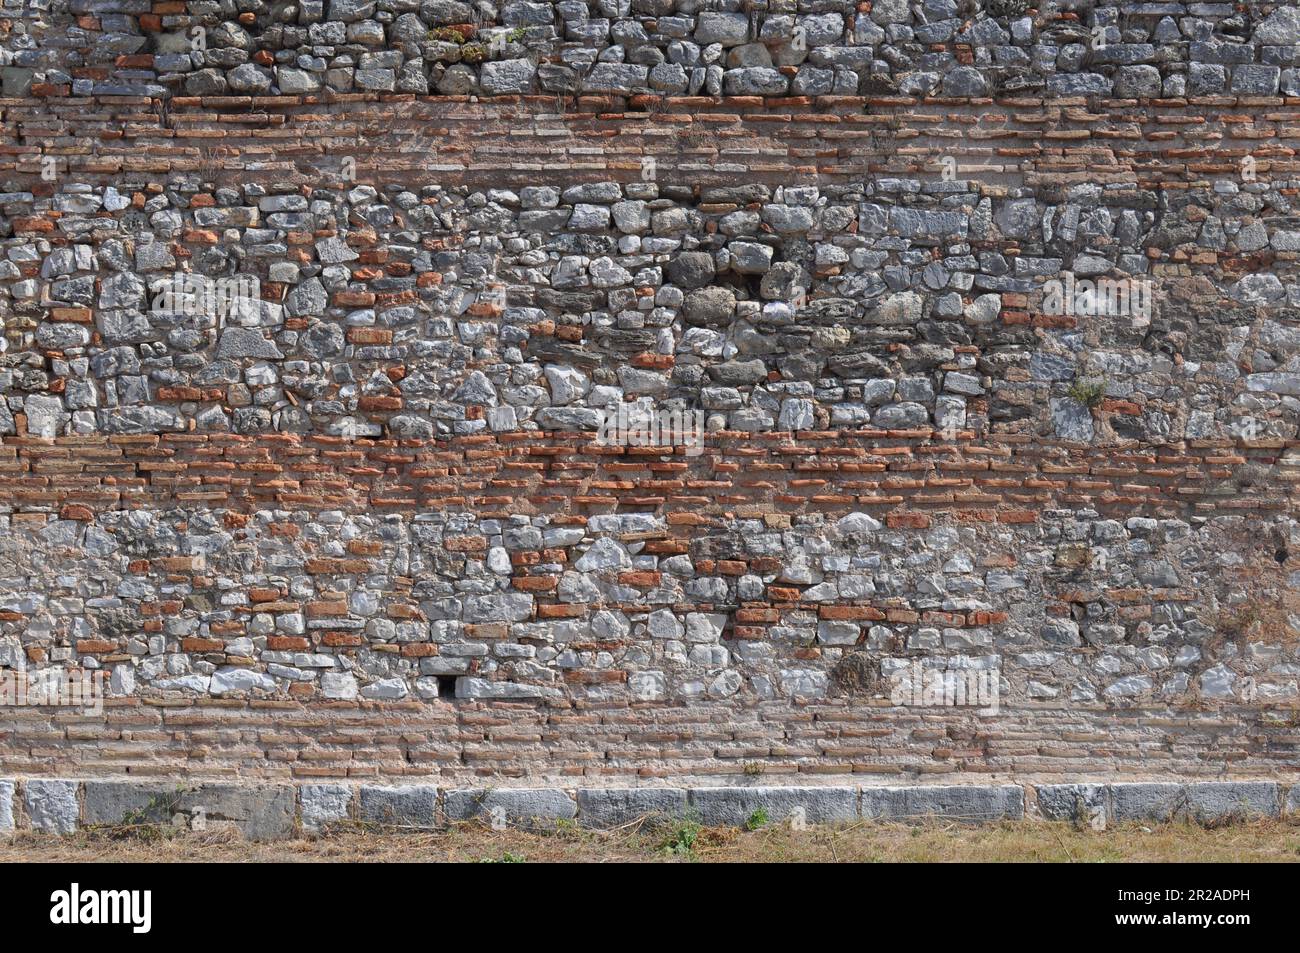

[1067,378,1106,409]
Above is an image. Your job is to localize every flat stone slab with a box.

[25,780,80,834]
[299,784,354,833]
[178,783,295,840]
[0,780,13,832]
[444,789,577,829]
[861,785,1024,822]
[1110,782,1189,822]
[1038,782,1281,824]
[359,785,438,828]
[576,788,688,828]
[83,781,190,826]
[1035,783,1107,823]
[1184,782,1279,820]
[1287,785,1300,816]
[688,786,858,827]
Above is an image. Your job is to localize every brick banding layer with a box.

[0,433,1290,513]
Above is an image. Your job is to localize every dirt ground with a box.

[3,817,1298,863]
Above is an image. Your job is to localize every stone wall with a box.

[1,0,1299,787]
[5,0,1300,99]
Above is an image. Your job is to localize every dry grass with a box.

[3,817,1299,863]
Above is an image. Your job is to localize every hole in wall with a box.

[437,675,457,700]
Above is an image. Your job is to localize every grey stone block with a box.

[0,780,13,832]
[444,789,576,829]
[480,58,536,95]
[83,782,187,825]
[359,785,438,828]
[1109,782,1280,824]
[1185,782,1279,821]
[1231,64,1280,95]
[687,786,858,827]
[178,783,295,840]
[861,785,1024,822]
[299,784,354,833]
[1,67,33,97]
[576,788,688,828]
[1287,785,1300,816]
[216,327,283,360]
[1035,784,1106,823]
[25,779,80,834]
[1109,782,1185,822]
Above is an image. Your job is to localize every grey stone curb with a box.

[1035,781,1284,825]
[0,779,1293,840]
[862,784,1025,822]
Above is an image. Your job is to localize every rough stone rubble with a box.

[4,1,1300,100]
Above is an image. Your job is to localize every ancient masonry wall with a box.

[1,1,1300,803]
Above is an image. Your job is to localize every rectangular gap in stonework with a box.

[438,676,457,700]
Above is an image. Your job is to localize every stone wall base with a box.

[2,779,1294,840]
